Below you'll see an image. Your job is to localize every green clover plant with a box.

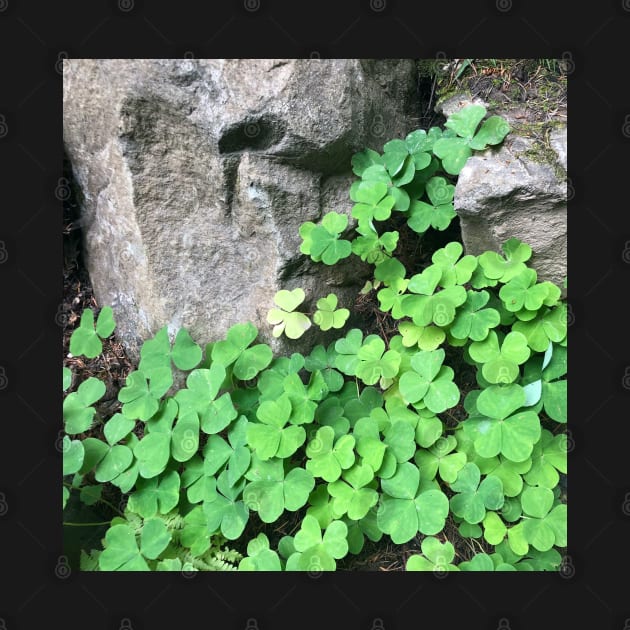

[64,102,566,573]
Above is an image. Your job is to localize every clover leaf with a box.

[512,304,567,353]
[291,515,349,571]
[94,443,134,483]
[402,266,467,327]
[202,471,249,540]
[138,326,203,395]
[398,348,460,413]
[355,335,401,386]
[299,212,352,265]
[351,181,396,226]
[377,277,410,320]
[468,330,531,384]
[357,163,412,212]
[449,290,501,342]
[449,462,505,524]
[414,435,466,484]
[406,536,458,572]
[328,462,379,520]
[407,177,457,233]
[69,306,115,359]
[334,328,364,377]
[478,238,532,283]
[351,147,383,177]
[414,409,443,448]
[98,523,150,571]
[523,429,567,489]
[431,241,478,288]
[127,470,180,519]
[433,105,510,175]
[243,455,314,523]
[398,321,445,351]
[247,394,305,460]
[177,365,236,435]
[374,256,407,286]
[63,376,106,434]
[238,533,282,571]
[463,384,541,462]
[520,486,567,552]
[305,426,355,482]
[133,399,177,478]
[383,420,416,464]
[256,353,305,402]
[210,322,272,381]
[313,293,350,331]
[485,456,531,497]
[304,343,344,393]
[62,436,85,476]
[499,268,558,314]
[202,415,251,488]
[352,224,399,264]
[352,416,386,472]
[118,369,170,421]
[267,288,312,339]
[283,371,327,425]
[377,462,449,543]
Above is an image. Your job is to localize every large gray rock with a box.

[437,94,567,288]
[63,59,421,360]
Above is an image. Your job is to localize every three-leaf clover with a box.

[305,425,355,482]
[402,265,467,327]
[127,470,180,519]
[287,515,349,571]
[328,462,379,520]
[210,322,272,381]
[449,290,501,342]
[468,330,531,384]
[512,304,567,353]
[414,435,467,484]
[462,383,541,462]
[406,537,459,572]
[243,455,314,523]
[478,238,532,283]
[398,348,460,413]
[69,306,116,359]
[238,533,282,571]
[299,211,352,265]
[247,394,305,460]
[304,343,344,392]
[335,328,364,378]
[519,486,567,552]
[449,462,505,524]
[201,471,249,540]
[431,241,478,288]
[350,181,396,226]
[267,288,312,339]
[118,369,171,422]
[523,429,567,489]
[312,293,350,331]
[99,521,172,571]
[174,363,237,434]
[201,415,252,488]
[499,268,559,313]
[355,335,401,386]
[398,321,445,351]
[433,104,510,175]
[377,462,449,543]
[407,177,457,233]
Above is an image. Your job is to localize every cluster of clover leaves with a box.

[63,104,567,571]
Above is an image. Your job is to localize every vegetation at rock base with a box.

[63,99,567,571]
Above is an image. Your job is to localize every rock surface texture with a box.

[437,94,567,288]
[63,59,421,359]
